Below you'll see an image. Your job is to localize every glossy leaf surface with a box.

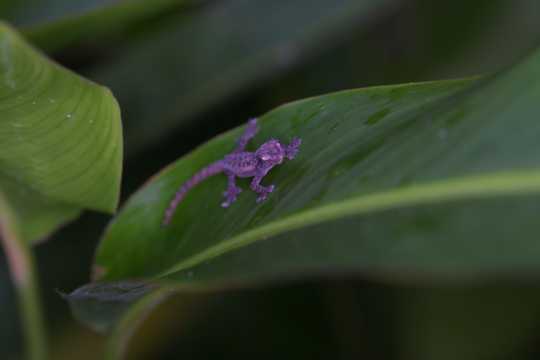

[96,47,540,283]
[93,78,469,280]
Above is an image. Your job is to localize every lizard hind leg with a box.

[222,172,242,208]
[250,176,275,203]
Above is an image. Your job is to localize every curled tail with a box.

[163,161,223,225]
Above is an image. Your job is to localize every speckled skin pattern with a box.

[163,118,301,225]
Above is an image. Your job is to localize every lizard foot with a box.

[286,137,302,160]
[222,186,242,207]
[256,185,275,203]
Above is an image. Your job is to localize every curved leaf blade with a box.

[94,77,476,280]
[70,47,540,350]
[0,22,123,243]
[96,47,540,284]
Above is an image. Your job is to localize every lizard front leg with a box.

[222,171,242,207]
[285,137,302,160]
[233,118,259,153]
[250,175,275,203]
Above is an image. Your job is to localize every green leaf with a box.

[90,0,399,155]
[95,46,540,285]
[4,0,192,52]
[0,22,122,244]
[91,77,470,280]
[0,22,123,358]
[76,44,540,345]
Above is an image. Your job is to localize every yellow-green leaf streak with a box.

[0,192,46,360]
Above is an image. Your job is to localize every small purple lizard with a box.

[163,118,301,225]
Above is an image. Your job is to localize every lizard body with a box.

[163,118,301,225]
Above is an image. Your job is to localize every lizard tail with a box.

[162,162,224,226]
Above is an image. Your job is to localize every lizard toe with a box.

[256,192,270,203]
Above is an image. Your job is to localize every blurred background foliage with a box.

[2,0,540,359]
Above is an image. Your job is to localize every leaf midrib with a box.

[158,169,540,278]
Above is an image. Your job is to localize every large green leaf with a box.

[92,77,472,281]
[0,22,122,358]
[89,0,400,155]
[71,44,540,350]
[95,45,540,284]
[0,22,122,244]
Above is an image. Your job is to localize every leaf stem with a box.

[0,197,47,360]
[16,254,47,360]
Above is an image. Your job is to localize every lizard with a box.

[163,118,301,225]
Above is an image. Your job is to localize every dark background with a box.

[2,1,540,358]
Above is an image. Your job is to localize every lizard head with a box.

[256,139,285,165]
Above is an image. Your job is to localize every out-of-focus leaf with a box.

[0,22,122,244]
[397,286,540,360]
[69,280,348,360]
[256,0,540,108]
[3,0,193,52]
[89,0,401,155]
